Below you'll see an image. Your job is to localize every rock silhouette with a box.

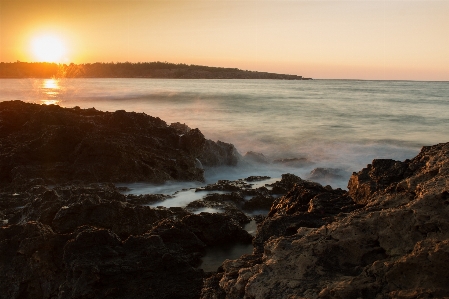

[0,101,238,186]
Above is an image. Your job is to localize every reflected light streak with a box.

[41,79,61,105]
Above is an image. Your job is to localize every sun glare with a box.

[31,35,66,63]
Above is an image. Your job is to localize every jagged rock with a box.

[147,218,207,266]
[244,176,271,182]
[0,101,240,185]
[51,198,171,239]
[186,192,250,225]
[242,187,275,211]
[243,152,270,164]
[201,254,263,299]
[2,180,264,298]
[202,143,449,298]
[308,167,346,180]
[7,184,173,240]
[199,140,241,167]
[170,122,191,134]
[60,227,204,299]
[190,176,306,215]
[273,157,311,167]
[199,179,252,192]
[181,213,253,246]
[267,173,303,194]
[0,221,71,299]
[348,159,412,204]
[126,193,171,205]
[251,180,358,253]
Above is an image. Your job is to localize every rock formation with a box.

[201,143,449,299]
[0,101,238,186]
[1,101,448,298]
[0,183,254,299]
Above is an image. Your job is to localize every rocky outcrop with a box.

[251,178,358,254]
[2,100,449,298]
[0,101,240,186]
[0,182,255,299]
[188,174,304,215]
[0,222,205,299]
[202,143,449,298]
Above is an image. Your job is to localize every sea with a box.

[1,78,448,270]
[2,78,448,187]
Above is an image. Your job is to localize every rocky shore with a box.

[1,101,448,298]
[0,100,239,186]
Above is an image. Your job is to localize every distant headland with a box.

[0,61,311,80]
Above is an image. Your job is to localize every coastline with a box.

[0,61,310,80]
[1,101,448,298]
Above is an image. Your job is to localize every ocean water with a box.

[1,78,448,191]
[2,78,448,271]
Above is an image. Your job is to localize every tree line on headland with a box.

[0,61,310,80]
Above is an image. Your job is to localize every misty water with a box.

[2,78,448,187]
[2,78,448,270]
[2,78,448,190]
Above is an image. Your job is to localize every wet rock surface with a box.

[0,101,238,185]
[201,142,449,299]
[0,167,302,299]
[187,174,302,215]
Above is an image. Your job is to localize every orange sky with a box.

[1,0,448,80]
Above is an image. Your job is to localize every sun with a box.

[31,34,66,63]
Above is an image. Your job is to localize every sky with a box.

[0,0,448,80]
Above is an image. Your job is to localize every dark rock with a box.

[51,198,171,239]
[268,180,351,217]
[273,157,311,167]
[181,213,253,246]
[0,222,72,299]
[126,193,171,205]
[60,227,205,299]
[199,179,252,192]
[242,191,275,211]
[0,101,240,185]
[169,122,191,134]
[308,167,345,180]
[186,193,243,213]
[199,140,241,166]
[244,175,271,182]
[243,151,270,164]
[7,184,173,240]
[147,218,207,266]
[0,220,205,299]
[267,173,303,194]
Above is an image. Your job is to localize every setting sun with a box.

[31,34,66,63]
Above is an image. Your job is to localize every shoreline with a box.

[1,101,448,298]
[0,61,309,80]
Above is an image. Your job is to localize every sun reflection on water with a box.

[41,79,61,105]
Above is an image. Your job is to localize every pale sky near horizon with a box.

[1,0,448,80]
